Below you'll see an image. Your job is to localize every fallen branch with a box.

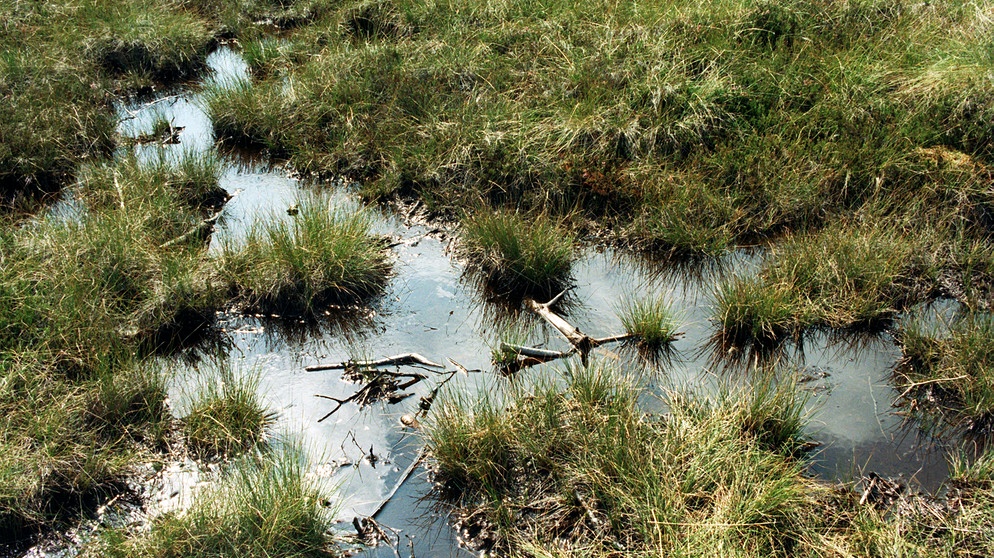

[315,371,427,422]
[370,446,427,519]
[897,374,968,401]
[158,188,240,249]
[159,207,225,249]
[500,343,574,360]
[592,333,638,345]
[306,353,443,372]
[524,290,632,363]
[525,291,591,352]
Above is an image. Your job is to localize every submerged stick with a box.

[369,446,427,519]
[501,342,574,359]
[306,353,443,372]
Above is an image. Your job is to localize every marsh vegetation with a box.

[427,361,994,556]
[4,0,994,555]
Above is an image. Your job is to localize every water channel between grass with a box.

[26,45,962,557]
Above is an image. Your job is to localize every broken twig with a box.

[523,289,632,363]
[315,371,428,422]
[306,353,443,372]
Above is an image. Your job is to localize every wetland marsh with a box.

[3,0,994,556]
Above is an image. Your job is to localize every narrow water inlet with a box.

[20,44,963,556]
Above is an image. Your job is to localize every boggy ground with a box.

[0,0,391,547]
[3,0,994,555]
[428,361,994,557]
[205,0,994,419]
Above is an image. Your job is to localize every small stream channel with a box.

[22,46,962,556]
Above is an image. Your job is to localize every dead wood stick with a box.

[369,446,427,519]
[447,358,471,375]
[525,293,590,350]
[113,174,126,210]
[897,374,968,401]
[315,371,427,422]
[306,353,443,372]
[592,333,638,345]
[500,342,574,359]
[315,392,359,421]
[159,208,224,249]
[158,189,239,249]
[525,291,631,363]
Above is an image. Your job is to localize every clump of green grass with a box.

[426,358,994,555]
[341,0,416,41]
[714,223,933,348]
[713,275,800,350]
[0,355,168,539]
[83,0,213,82]
[460,210,575,296]
[426,359,819,554]
[183,367,274,459]
[0,150,228,537]
[86,362,171,445]
[488,321,531,368]
[80,149,226,212]
[634,174,736,256]
[937,448,994,556]
[89,443,335,558]
[617,293,680,350]
[0,49,115,195]
[203,77,292,150]
[895,314,994,432]
[217,195,392,314]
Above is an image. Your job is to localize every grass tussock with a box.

[194,0,994,337]
[82,0,213,82]
[217,194,392,314]
[0,355,169,539]
[427,360,994,556]
[183,367,274,459]
[617,293,680,350]
[88,443,336,558]
[714,222,936,347]
[0,0,223,196]
[427,361,816,554]
[198,0,993,251]
[896,314,994,433]
[0,152,226,539]
[460,210,575,296]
